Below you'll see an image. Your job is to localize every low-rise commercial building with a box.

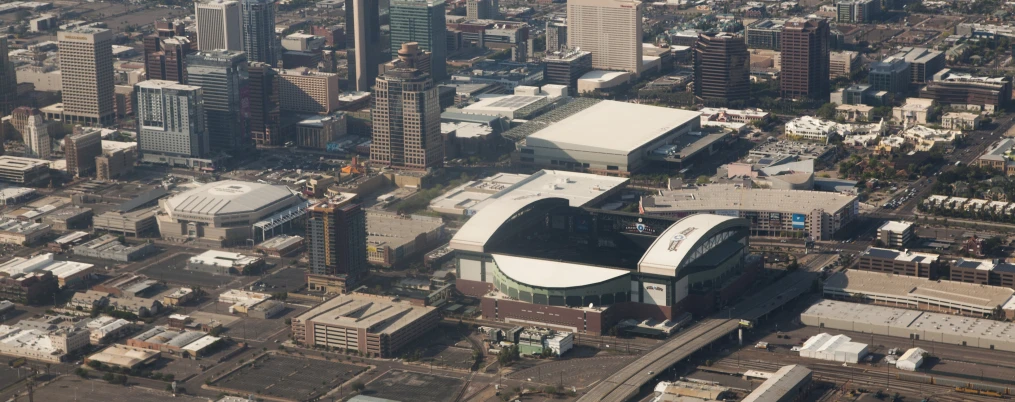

[291,293,440,357]
[741,365,813,402]
[127,326,209,353]
[187,250,264,275]
[162,288,195,307]
[72,234,157,262]
[0,219,50,245]
[366,212,446,267]
[856,248,940,278]
[896,347,926,371]
[93,273,157,297]
[977,138,1015,175]
[641,185,858,240]
[877,221,914,248]
[0,316,91,362]
[92,207,158,237]
[902,125,962,151]
[892,98,935,126]
[254,235,304,257]
[941,112,983,131]
[218,289,277,316]
[824,269,1014,318]
[85,316,133,345]
[85,344,159,369]
[0,253,94,288]
[950,258,1015,288]
[0,156,50,186]
[801,300,1015,350]
[799,333,868,363]
[919,70,1012,113]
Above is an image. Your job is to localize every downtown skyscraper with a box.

[0,37,17,116]
[306,194,367,287]
[135,80,209,159]
[346,0,382,91]
[370,43,443,170]
[241,0,278,66]
[195,0,243,51]
[781,18,830,100]
[186,50,250,153]
[567,0,642,74]
[693,32,750,106]
[390,0,447,81]
[58,28,115,126]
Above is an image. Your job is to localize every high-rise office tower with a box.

[58,28,115,126]
[545,16,567,53]
[306,194,367,286]
[144,36,190,84]
[186,50,250,153]
[275,68,340,114]
[370,43,443,170]
[241,0,277,66]
[693,32,750,105]
[249,63,282,146]
[780,18,830,100]
[24,114,50,159]
[135,80,208,159]
[836,0,880,23]
[195,0,243,51]
[567,0,642,74]
[0,38,17,116]
[64,127,103,177]
[467,0,498,19]
[346,0,382,91]
[390,0,447,81]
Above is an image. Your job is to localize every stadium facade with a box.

[451,189,758,333]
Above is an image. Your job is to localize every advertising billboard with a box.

[792,213,806,229]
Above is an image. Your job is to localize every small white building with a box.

[896,347,926,371]
[545,331,574,356]
[799,333,868,363]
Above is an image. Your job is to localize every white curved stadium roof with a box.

[492,254,628,289]
[639,214,740,277]
[164,180,299,217]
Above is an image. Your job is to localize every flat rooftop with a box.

[294,294,436,335]
[642,184,857,215]
[825,269,1014,310]
[525,100,701,155]
[878,220,913,233]
[189,250,261,267]
[862,247,938,263]
[0,156,49,171]
[366,212,443,250]
[741,365,811,402]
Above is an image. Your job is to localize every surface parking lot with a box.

[213,353,365,401]
[362,370,464,402]
[138,253,237,289]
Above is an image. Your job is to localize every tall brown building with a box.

[780,18,829,100]
[144,36,190,84]
[693,32,750,106]
[249,63,282,146]
[307,194,367,287]
[64,127,103,177]
[370,42,443,170]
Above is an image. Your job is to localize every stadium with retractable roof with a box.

[451,170,759,334]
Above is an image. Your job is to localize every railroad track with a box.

[711,359,999,402]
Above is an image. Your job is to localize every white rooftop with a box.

[639,214,741,277]
[449,170,627,252]
[189,250,261,268]
[525,100,700,155]
[163,180,300,217]
[878,220,912,233]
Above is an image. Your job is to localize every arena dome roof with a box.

[163,180,300,217]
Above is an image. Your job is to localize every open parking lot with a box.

[138,253,237,289]
[362,370,464,402]
[220,305,307,342]
[32,375,205,402]
[256,267,307,292]
[213,354,365,401]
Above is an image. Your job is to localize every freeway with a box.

[577,264,825,402]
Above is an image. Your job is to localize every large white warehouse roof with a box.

[525,100,700,155]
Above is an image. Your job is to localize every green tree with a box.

[350,381,366,392]
[696,175,711,185]
[102,372,115,382]
[815,103,837,120]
